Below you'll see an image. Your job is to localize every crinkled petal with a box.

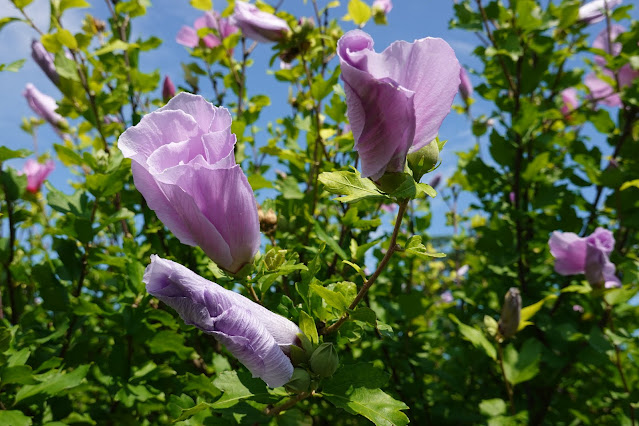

[578,0,623,24]
[231,1,289,43]
[549,231,587,275]
[177,26,198,48]
[163,92,229,133]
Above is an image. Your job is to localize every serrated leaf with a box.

[212,370,274,408]
[314,221,348,260]
[347,0,372,26]
[0,411,32,426]
[502,340,541,385]
[311,283,349,312]
[0,146,30,162]
[92,40,137,56]
[14,364,90,405]
[324,387,409,426]
[319,170,388,203]
[0,59,26,73]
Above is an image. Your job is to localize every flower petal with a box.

[549,231,587,275]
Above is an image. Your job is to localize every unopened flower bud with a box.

[309,343,339,378]
[162,76,176,103]
[407,140,439,182]
[498,288,521,339]
[285,368,311,393]
[258,207,278,234]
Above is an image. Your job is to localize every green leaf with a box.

[479,399,507,417]
[311,283,350,312]
[522,152,549,182]
[314,221,348,260]
[0,17,22,32]
[174,401,211,421]
[86,166,130,198]
[449,314,496,360]
[620,179,639,191]
[1,168,27,201]
[14,364,90,405]
[298,310,318,344]
[318,170,388,204]
[59,0,89,13]
[0,411,32,426]
[347,0,372,26]
[92,40,137,56]
[0,146,30,162]
[502,340,541,385]
[11,0,34,8]
[1,365,37,386]
[212,370,273,408]
[0,59,26,73]
[56,29,77,49]
[190,0,212,10]
[0,326,12,353]
[146,330,193,358]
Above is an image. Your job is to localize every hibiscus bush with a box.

[1,0,638,424]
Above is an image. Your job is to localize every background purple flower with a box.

[144,255,299,387]
[441,290,453,303]
[337,30,460,180]
[584,70,622,107]
[119,93,260,273]
[177,11,238,48]
[372,0,393,14]
[560,88,578,117]
[21,159,55,193]
[578,0,622,24]
[459,67,473,102]
[23,83,66,129]
[231,1,289,43]
[31,40,59,85]
[593,24,626,66]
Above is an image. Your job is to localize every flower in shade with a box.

[573,305,584,313]
[337,30,460,180]
[23,84,67,130]
[177,11,238,48]
[441,290,453,303]
[21,159,54,193]
[560,88,578,117]
[231,1,289,43]
[548,228,621,288]
[162,76,176,102]
[459,67,473,102]
[578,0,622,25]
[144,255,299,387]
[31,40,59,85]
[372,0,393,14]
[509,192,515,203]
[119,93,260,274]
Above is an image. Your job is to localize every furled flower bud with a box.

[21,159,55,193]
[459,67,473,102]
[498,288,521,339]
[119,93,260,274]
[162,76,176,102]
[31,40,59,85]
[285,368,311,393]
[144,255,300,387]
[407,140,439,182]
[337,30,460,180]
[578,0,622,25]
[428,173,442,190]
[231,1,289,43]
[23,84,68,131]
[309,343,339,378]
[258,207,278,234]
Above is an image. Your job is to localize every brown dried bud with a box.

[258,207,278,234]
[497,287,521,340]
[93,17,106,33]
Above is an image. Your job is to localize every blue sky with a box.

[1,0,635,240]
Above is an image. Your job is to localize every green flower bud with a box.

[309,343,339,378]
[285,368,311,393]
[498,288,521,339]
[407,139,439,182]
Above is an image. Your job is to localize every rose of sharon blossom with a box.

[23,84,66,129]
[337,30,460,180]
[593,24,625,66]
[560,88,578,117]
[578,0,622,25]
[372,0,393,14]
[459,67,473,102]
[231,1,289,43]
[21,159,54,193]
[31,40,59,85]
[119,93,260,274]
[144,255,299,387]
[548,228,620,288]
[177,11,238,48]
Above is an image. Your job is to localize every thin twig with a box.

[264,392,311,416]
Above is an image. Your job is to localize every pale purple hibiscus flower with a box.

[337,30,460,180]
[459,67,473,102]
[441,290,453,303]
[144,255,299,387]
[119,93,260,274]
[560,88,578,117]
[578,0,622,25]
[21,159,54,193]
[372,0,393,14]
[549,228,621,288]
[231,1,289,43]
[177,11,238,48]
[23,84,67,130]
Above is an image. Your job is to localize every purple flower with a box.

[456,264,469,277]
[21,159,54,193]
[578,0,622,25]
[119,93,260,274]
[337,30,460,179]
[380,203,395,213]
[509,192,515,203]
[31,40,59,85]
[441,290,453,303]
[573,305,584,313]
[584,67,638,108]
[177,11,238,48]
[560,88,578,117]
[144,255,299,387]
[459,67,473,102]
[372,0,393,14]
[429,173,442,190]
[162,76,176,102]
[549,228,620,288]
[231,1,289,43]
[23,84,67,129]
[593,24,626,66]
